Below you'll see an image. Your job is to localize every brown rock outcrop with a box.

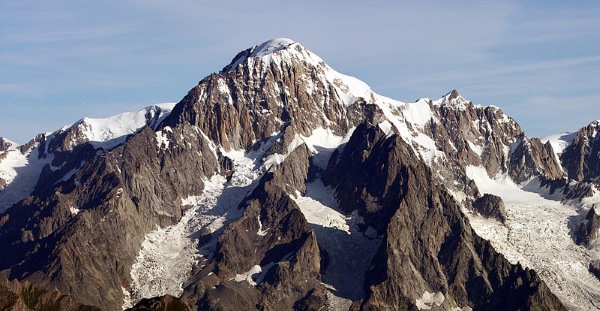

[562,120,600,181]
[508,135,564,184]
[576,206,600,247]
[126,294,192,311]
[472,194,507,224]
[0,137,13,152]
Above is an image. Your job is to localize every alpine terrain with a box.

[1,38,599,310]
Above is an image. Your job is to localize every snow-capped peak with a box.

[433,90,473,110]
[219,38,375,106]
[221,38,301,74]
[250,38,296,57]
[63,103,176,150]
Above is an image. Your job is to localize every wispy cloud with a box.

[2,25,135,44]
[0,83,42,96]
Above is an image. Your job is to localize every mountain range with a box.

[0,38,599,310]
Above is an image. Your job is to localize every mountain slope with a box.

[0,104,175,213]
[1,38,597,310]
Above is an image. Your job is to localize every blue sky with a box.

[1,1,599,143]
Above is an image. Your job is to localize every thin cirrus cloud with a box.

[0,1,599,143]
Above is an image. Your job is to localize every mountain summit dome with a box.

[220,38,303,73]
[250,38,296,57]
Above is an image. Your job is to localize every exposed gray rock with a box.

[0,137,13,152]
[564,181,596,201]
[562,120,600,181]
[508,135,564,184]
[270,143,314,195]
[428,92,521,177]
[424,91,564,202]
[576,206,600,247]
[472,194,507,224]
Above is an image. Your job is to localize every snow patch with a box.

[415,291,445,310]
[292,181,349,233]
[467,141,483,157]
[262,127,353,171]
[299,127,354,169]
[378,120,394,137]
[181,195,202,206]
[69,206,80,215]
[372,95,444,163]
[121,286,133,310]
[403,99,435,129]
[257,216,270,236]
[234,265,262,286]
[155,128,171,150]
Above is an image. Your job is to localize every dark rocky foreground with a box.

[0,278,101,311]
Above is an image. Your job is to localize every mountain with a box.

[0,38,598,310]
[0,103,175,213]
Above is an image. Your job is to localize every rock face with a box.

[562,120,600,181]
[0,38,578,310]
[325,122,565,310]
[127,295,192,311]
[417,90,565,201]
[508,135,564,184]
[162,41,369,152]
[590,260,600,280]
[181,143,325,310]
[0,278,100,311]
[576,206,600,247]
[472,194,507,223]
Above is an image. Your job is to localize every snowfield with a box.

[466,166,600,310]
